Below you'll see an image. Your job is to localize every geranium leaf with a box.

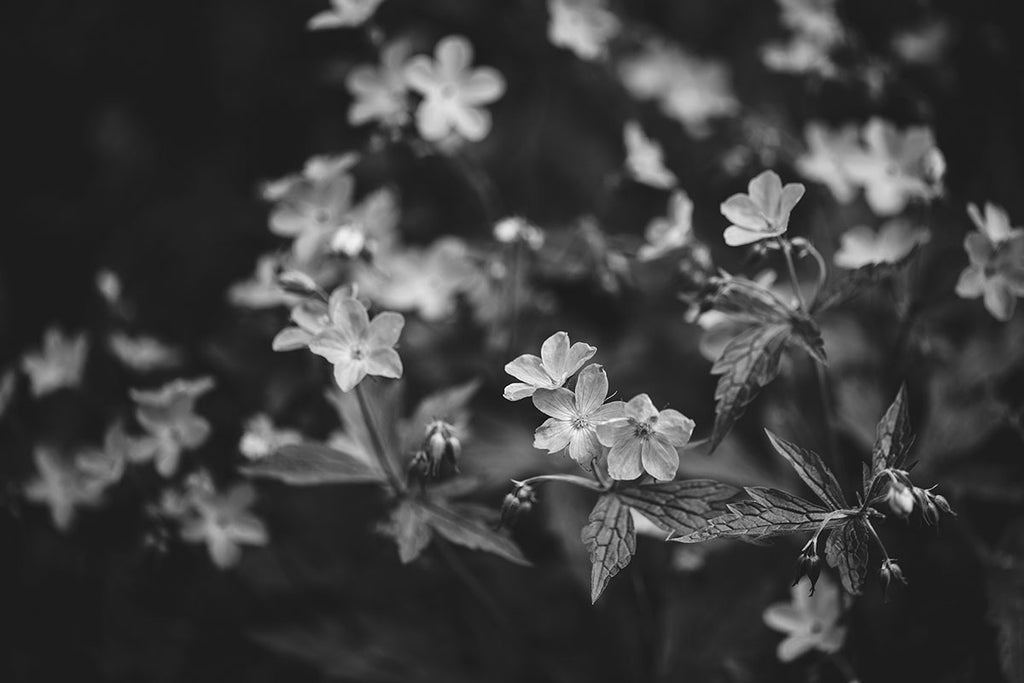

[615,479,740,538]
[386,499,433,564]
[824,518,870,594]
[709,278,791,324]
[421,500,530,566]
[581,494,636,603]
[677,487,841,543]
[788,312,828,366]
[764,430,846,509]
[240,443,384,485]
[709,323,791,452]
[873,384,913,472]
[812,248,919,314]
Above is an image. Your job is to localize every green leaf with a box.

[872,384,913,476]
[764,430,846,509]
[421,500,530,566]
[388,499,433,564]
[788,312,828,366]
[678,487,841,543]
[581,494,636,603]
[709,323,791,451]
[615,479,740,538]
[241,443,385,485]
[824,518,870,594]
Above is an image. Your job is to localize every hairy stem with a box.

[354,382,406,494]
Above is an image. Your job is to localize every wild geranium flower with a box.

[532,364,625,469]
[346,40,411,128]
[180,482,268,569]
[229,254,301,309]
[956,203,1024,321]
[796,122,862,203]
[21,328,88,397]
[547,0,620,61]
[404,35,506,143]
[107,332,182,372]
[307,0,384,30]
[24,448,105,531]
[623,121,677,190]
[239,414,303,460]
[855,118,945,216]
[638,191,694,261]
[833,220,931,269]
[131,377,215,477]
[761,0,842,78]
[503,331,597,401]
[308,291,404,392]
[720,170,805,247]
[75,422,151,486]
[596,394,695,481]
[763,576,847,662]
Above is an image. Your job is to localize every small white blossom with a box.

[623,121,677,190]
[21,328,88,397]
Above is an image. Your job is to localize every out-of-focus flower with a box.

[494,216,545,250]
[892,19,951,66]
[228,254,300,309]
[762,0,842,77]
[24,448,105,531]
[796,123,862,203]
[239,414,303,460]
[638,191,694,261]
[532,364,625,469]
[272,299,332,352]
[623,121,677,190]
[619,40,738,138]
[107,332,182,371]
[720,170,805,247]
[503,331,596,401]
[956,203,1024,321]
[21,328,88,397]
[596,393,695,481]
[833,220,931,269]
[346,40,411,128]
[131,377,215,477]
[95,269,122,306]
[308,291,404,392]
[763,575,846,662]
[547,0,620,61]
[404,35,506,143]
[332,187,402,260]
[180,482,268,569]
[307,0,384,30]
[75,422,152,486]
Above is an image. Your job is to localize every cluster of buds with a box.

[792,538,822,594]
[500,481,537,528]
[408,420,461,481]
[874,470,953,524]
[879,558,906,601]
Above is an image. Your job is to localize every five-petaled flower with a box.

[180,482,269,569]
[308,291,404,392]
[404,35,506,142]
[955,202,1024,321]
[503,331,597,401]
[547,0,621,62]
[763,576,847,662]
[532,364,624,469]
[638,190,694,261]
[307,0,384,30]
[596,393,695,480]
[833,219,931,269]
[130,377,215,477]
[24,448,105,531]
[346,40,412,128]
[720,170,805,247]
[623,121,678,190]
[21,327,88,397]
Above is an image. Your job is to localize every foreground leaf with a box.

[710,323,791,451]
[388,499,433,563]
[581,494,636,603]
[812,248,918,314]
[872,384,913,476]
[241,443,384,485]
[421,500,530,566]
[616,479,740,538]
[678,486,842,543]
[765,430,846,509]
[824,518,870,594]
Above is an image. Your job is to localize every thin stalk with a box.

[803,241,829,306]
[354,382,406,494]
[778,239,807,310]
[864,519,892,561]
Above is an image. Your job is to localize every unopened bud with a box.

[276,270,322,298]
[330,223,366,258]
[409,420,461,480]
[933,494,954,516]
[500,481,536,528]
[793,546,822,594]
[882,478,915,519]
[879,558,906,602]
[916,488,940,525]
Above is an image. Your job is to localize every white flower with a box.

[833,220,931,269]
[24,448,105,531]
[596,394,695,481]
[180,483,268,569]
[307,0,384,30]
[503,331,596,401]
[763,576,847,662]
[228,254,300,309]
[239,414,303,460]
[720,170,805,247]
[638,191,694,261]
[404,35,506,142]
[346,40,411,127]
[494,216,545,250]
[623,121,677,190]
[21,328,88,397]
[108,333,182,372]
[956,203,1024,321]
[795,122,862,203]
[547,0,620,61]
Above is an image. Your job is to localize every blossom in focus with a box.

[547,0,620,61]
[272,298,332,352]
[24,448,105,531]
[180,482,268,569]
[619,40,738,138]
[239,414,303,460]
[955,203,1024,321]
[623,121,677,190]
[532,364,625,469]
[404,35,506,142]
[307,0,384,30]
[720,170,805,246]
[596,393,695,481]
[130,377,215,477]
[638,191,694,261]
[763,576,847,662]
[346,40,412,128]
[503,331,597,401]
[21,328,89,398]
[833,220,931,269]
[308,291,404,392]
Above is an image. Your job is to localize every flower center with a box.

[571,415,590,431]
[351,346,365,361]
[630,418,653,441]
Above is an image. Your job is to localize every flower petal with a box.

[568,428,602,468]
[777,634,814,663]
[533,417,573,453]
[403,56,438,94]
[606,437,642,480]
[461,68,506,105]
[540,331,571,380]
[532,387,577,420]
[720,194,768,232]
[595,419,629,447]
[365,347,403,379]
[777,183,806,222]
[450,104,491,142]
[723,225,770,247]
[332,359,367,392]
[955,266,985,299]
[366,311,405,348]
[436,35,473,81]
[590,400,625,424]
[503,382,536,401]
[329,294,370,338]
[624,393,658,422]
[983,278,1016,321]
[574,364,608,416]
[748,170,783,215]
[641,437,679,480]
[654,409,695,446]
[504,354,551,386]
[763,604,804,633]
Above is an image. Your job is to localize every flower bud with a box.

[410,420,461,480]
[330,223,366,258]
[879,558,906,602]
[882,478,916,519]
[916,488,940,525]
[499,481,536,528]
[792,547,822,594]
[276,270,322,298]
[933,494,954,516]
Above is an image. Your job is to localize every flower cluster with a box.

[955,202,1024,320]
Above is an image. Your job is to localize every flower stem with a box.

[864,519,891,561]
[354,382,406,494]
[803,241,829,306]
[778,238,807,311]
[830,652,861,683]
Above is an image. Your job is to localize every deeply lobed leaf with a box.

[581,494,636,603]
